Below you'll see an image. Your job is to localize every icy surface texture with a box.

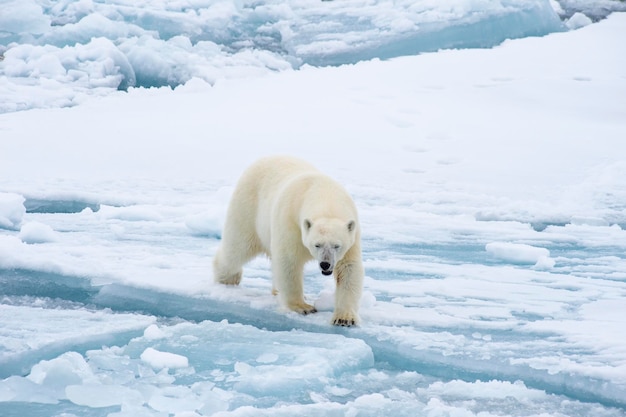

[0,5,625,417]
[0,320,377,415]
[0,0,566,112]
[553,0,626,20]
[2,318,625,417]
[3,1,624,113]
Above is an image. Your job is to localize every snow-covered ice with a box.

[1,0,626,416]
[1,0,568,113]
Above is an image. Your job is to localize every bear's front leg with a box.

[272,254,317,315]
[332,257,363,327]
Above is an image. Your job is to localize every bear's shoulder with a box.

[254,155,318,174]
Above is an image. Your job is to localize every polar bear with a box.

[213,156,364,326]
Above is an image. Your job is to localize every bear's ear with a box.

[347,220,356,232]
[303,219,313,231]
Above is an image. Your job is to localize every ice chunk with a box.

[18,222,58,244]
[140,347,189,369]
[143,324,167,340]
[0,193,25,230]
[485,242,551,264]
[566,12,593,29]
[24,352,97,402]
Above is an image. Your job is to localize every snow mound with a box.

[0,193,25,230]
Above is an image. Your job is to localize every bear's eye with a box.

[333,244,341,250]
[314,244,321,248]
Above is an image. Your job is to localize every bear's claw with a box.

[331,311,359,327]
[302,308,318,316]
[332,318,356,327]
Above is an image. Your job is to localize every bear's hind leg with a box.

[213,234,262,286]
[213,254,242,285]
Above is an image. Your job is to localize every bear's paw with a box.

[331,311,359,327]
[288,301,318,315]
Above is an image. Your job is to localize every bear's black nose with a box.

[320,262,331,271]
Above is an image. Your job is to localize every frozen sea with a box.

[1,0,626,416]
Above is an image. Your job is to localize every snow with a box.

[1,0,626,416]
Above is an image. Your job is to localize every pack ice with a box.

[1,0,626,417]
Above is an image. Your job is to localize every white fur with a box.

[213,156,364,326]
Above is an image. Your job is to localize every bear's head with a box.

[301,217,357,276]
